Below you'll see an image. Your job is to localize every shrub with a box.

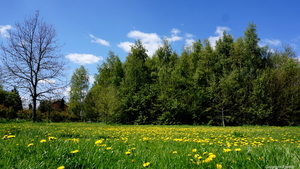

[17,109,32,120]
[48,111,72,122]
[0,105,17,119]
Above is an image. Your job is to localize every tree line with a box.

[69,23,300,126]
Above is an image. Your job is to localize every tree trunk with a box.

[221,106,225,127]
[32,96,37,122]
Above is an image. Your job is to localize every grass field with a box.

[0,123,299,169]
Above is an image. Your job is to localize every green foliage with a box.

[17,109,33,120]
[38,100,53,113]
[48,111,72,122]
[0,105,15,119]
[75,23,300,126]
[0,88,23,119]
[68,65,89,121]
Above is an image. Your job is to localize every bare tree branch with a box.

[0,10,68,122]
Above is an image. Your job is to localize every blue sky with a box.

[1,0,300,94]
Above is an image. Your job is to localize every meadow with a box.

[0,123,299,169]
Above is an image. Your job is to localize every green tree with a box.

[68,65,89,121]
[38,99,53,113]
[11,86,23,112]
[90,51,124,123]
[121,40,150,124]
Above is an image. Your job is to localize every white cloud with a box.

[185,39,196,47]
[117,41,134,53]
[171,28,180,35]
[89,34,110,46]
[0,25,13,38]
[89,75,95,84]
[128,30,161,44]
[166,28,183,42]
[63,87,71,97]
[263,39,281,46]
[65,53,103,65]
[39,79,56,84]
[185,33,194,38]
[208,26,231,48]
[118,30,162,56]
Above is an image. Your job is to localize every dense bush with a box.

[0,105,16,119]
[48,111,72,122]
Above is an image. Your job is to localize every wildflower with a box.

[28,143,34,147]
[57,166,65,169]
[106,147,112,150]
[187,154,192,156]
[66,138,79,143]
[125,151,131,155]
[235,148,241,151]
[70,149,79,154]
[173,151,178,154]
[2,135,8,139]
[217,164,222,169]
[209,153,216,159]
[223,148,231,152]
[95,139,104,145]
[48,136,57,141]
[40,139,47,143]
[192,149,197,152]
[131,159,135,163]
[7,135,16,139]
[143,162,150,167]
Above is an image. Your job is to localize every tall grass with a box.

[1,123,299,168]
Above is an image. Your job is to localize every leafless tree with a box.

[0,11,68,122]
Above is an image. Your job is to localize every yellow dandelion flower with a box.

[95,139,103,144]
[217,164,222,169]
[209,153,216,158]
[66,138,79,143]
[202,157,213,163]
[48,136,57,141]
[192,149,197,152]
[57,166,65,169]
[235,148,241,151]
[2,135,8,139]
[7,135,16,138]
[173,151,178,154]
[40,139,47,143]
[28,143,34,147]
[223,148,231,152]
[125,151,131,155]
[143,162,150,167]
[70,149,79,154]
[106,147,112,150]
[131,159,135,163]
[187,154,192,156]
